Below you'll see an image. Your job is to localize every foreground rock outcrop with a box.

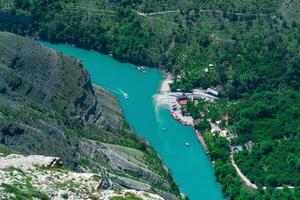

[0,154,164,200]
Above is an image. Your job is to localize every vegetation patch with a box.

[1,181,50,200]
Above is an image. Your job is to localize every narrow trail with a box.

[212,123,295,190]
[165,36,175,56]
[133,10,180,16]
[230,155,258,189]
[231,155,295,190]
[60,4,277,21]
[133,8,276,18]
[197,9,276,18]
[63,4,117,14]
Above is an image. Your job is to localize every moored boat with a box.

[137,66,146,73]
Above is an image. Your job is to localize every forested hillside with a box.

[0,0,299,199]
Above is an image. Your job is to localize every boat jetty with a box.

[156,73,219,127]
[169,96,193,126]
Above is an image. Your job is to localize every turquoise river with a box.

[41,42,225,200]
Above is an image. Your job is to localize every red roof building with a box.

[178,99,188,105]
[222,114,232,121]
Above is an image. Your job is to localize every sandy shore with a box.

[159,73,173,93]
[153,73,176,107]
[154,74,194,126]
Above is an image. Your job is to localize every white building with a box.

[206,88,219,96]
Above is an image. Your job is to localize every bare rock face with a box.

[0,32,123,132]
[75,140,170,189]
[0,32,126,160]
[0,154,62,169]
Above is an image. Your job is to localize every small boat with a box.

[161,128,166,132]
[108,51,113,57]
[137,66,146,73]
[124,93,129,99]
[185,142,190,147]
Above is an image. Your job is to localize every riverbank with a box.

[194,129,209,154]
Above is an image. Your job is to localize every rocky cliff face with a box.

[0,32,179,199]
[0,31,122,131]
[0,32,125,163]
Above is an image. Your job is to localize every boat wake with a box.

[112,89,122,95]
[116,88,127,95]
[116,88,129,99]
